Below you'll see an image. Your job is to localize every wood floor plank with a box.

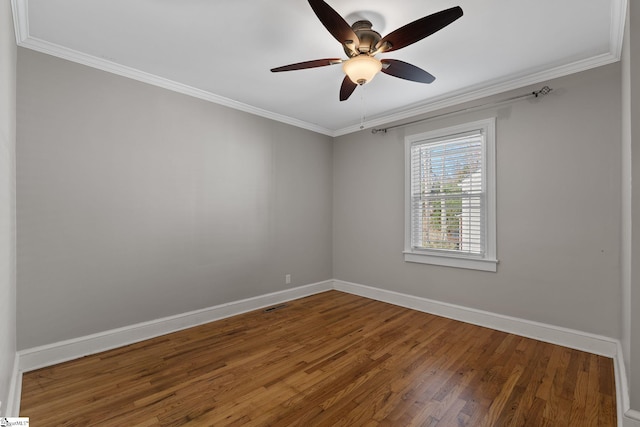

[20,291,616,426]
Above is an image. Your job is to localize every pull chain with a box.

[360,84,367,130]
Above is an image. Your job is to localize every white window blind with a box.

[404,118,497,272]
[410,131,485,255]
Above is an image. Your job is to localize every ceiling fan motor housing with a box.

[271,1,463,101]
[344,20,382,56]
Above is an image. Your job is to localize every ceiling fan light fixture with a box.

[272,1,464,101]
[342,55,382,85]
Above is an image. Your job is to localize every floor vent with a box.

[264,304,288,313]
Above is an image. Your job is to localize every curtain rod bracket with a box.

[532,86,552,98]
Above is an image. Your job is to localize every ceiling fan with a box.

[271,0,463,101]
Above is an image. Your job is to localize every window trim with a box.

[404,118,498,272]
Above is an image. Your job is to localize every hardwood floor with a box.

[20,291,616,426]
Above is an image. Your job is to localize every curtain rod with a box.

[371,86,553,134]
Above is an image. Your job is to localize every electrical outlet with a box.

[285,274,291,284]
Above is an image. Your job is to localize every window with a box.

[404,118,497,271]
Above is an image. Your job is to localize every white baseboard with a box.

[15,278,634,425]
[625,410,640,426]
[16,278,622,369]
[18,280,333,373]
[5,352,21,417]
[333,279,633,426]
[333,279,618,357]
[616,341,631,427]
[333,279,628,426]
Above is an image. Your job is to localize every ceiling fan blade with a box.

[271,58,343,72]
[308,0,359,47]
[340,76,358,101]
[381,59,435,83]
[376,6,463,53]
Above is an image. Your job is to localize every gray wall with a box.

[0,1,17,415]
[624,0,640,418]
[16,49,333,350]
[334,63,622,339]
[12,13,634,417]
[9,13,638,420]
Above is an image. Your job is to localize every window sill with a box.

[403,251,498,272]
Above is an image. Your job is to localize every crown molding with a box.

[19,36,335,137]
[336,51,621,136]
[10,0,28,45]
[11,0,627,138]
[611,0,629,56]
[338,0,627,136]
[10,0,334,137]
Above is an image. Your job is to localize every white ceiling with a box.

[11,0,626,136]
